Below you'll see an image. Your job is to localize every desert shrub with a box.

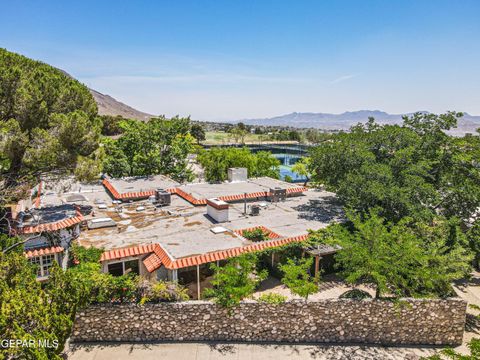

[339,289,372,300]
[137,279,189,304]
[257,292,287,304]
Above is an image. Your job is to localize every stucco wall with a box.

[71,298,466,346]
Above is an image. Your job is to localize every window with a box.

[107,262,124,276]
[30,256,42,277]
[124,260,139,275]
[29,254,56,278]
[42,254,54,276]
[108,259,140,276]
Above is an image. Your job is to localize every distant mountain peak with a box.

[89,89,153,121]
[236,110,480,135]
[57,67,154,121]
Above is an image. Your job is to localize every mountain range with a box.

[83,82,480,135]
[237,110,480,135]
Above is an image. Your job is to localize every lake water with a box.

[279,165,306,183]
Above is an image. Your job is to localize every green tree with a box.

[229,126,248,144]
[279,257,318,301]
[99,114,126,136]
[467,220,480,269]
[313,210,472,298]
[0,236,75,359]
[101,116,195,182]
[422,338,480,359]
[253,151,281,178]
[197,147,280,182]
[309,112,480,225]
[0,48,100,195]
[291,157,312,186]
[204,254,267,308]
[190,123,206,144]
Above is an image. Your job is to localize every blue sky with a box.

[2,1,480,120]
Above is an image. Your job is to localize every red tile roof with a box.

[25,246,64,258]
[169,233,309,270]
[102,178,176,201]
[234,226,282,239]
[99,243,157,262]
[174,186,308,206]
[16,211,84,235]
[103,176,307,204]
[102,233,310,273]
[143,252,162,272]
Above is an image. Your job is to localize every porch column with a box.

[271,253,275,267]
[314,256,320,281]
[171,269,178,282]
[196,265,201,300]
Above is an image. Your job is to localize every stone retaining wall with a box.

[71,298,466,346]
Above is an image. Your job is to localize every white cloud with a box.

[330,74,359,84]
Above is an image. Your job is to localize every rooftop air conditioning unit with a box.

[155,189,171,206]
[250,204,260,216]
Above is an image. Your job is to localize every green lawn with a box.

[203,131,267,145]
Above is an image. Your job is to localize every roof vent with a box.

[210,226,228,234]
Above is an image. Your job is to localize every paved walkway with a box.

[67,342,437,360]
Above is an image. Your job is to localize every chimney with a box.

[206,198,229,223]
[227,168,247,182]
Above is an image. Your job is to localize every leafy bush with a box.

[137,279,189,304]
[257,292,287,304]
[339,289,372,300]
[421,338,480,359]
[243,228,269,242]
[279,257,318,301]
[204,254,268,308]
[69,242,103,264]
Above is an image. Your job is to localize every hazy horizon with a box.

[2,1,480,121]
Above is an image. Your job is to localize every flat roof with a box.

[176,177,305,203]
[106,175,180,195]
[78,189,343,260]
[22,204,79,226]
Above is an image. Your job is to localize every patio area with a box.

[253,274,376,301]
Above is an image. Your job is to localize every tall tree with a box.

[309,112,480,225]
[197,147,280,182]
[312,210,472,298]
[102,116,195,182]
[279,257,318,301]
[190,123,206,144]
[0,48,101,204]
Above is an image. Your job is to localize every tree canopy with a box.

[197,147,280,182]
[0,48,100,191]
[279,257,318,301]
[102,116,195,182]
[204,254,267,308]
[309,113,480,224]
[311,209,472,298]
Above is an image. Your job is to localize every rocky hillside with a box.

[90,89,153,121]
